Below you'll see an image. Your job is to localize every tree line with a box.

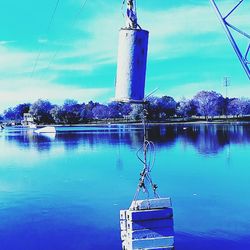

[1,90,250,124]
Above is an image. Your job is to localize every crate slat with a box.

[127,236,174,249]
[127,218,174,231]
[126,208,173,221]
[130,198,172,210]
[127,228,174,240]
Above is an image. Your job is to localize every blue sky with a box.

[0,0,249,112]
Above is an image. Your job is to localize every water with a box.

[0,124,250,250]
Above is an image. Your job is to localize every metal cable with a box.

[47,0,60,33]
[30,0,61,79]
[133,129,159,203]
[43,0,89,74]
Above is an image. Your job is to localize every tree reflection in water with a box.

[2,124,250,156]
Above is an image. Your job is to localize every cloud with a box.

[158,80,250,101]
[157,81,216,101]
[227,85,250,99]
[0,44,33,73]
[0,40,15,45]
[0,76,112,112]
[38,38,48,44]
[0,39,113,113]
[0,0,249,112]
[0,43,56,77]
[3,0,245,81]
[50,62,93,72]
[68,1,249,63]
[141,2,249,59]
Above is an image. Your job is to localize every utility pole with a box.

[223,76,230,119]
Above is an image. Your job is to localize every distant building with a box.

[22,113,34,126]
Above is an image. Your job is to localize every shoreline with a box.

[22,120,250,127]
[4,116,250,128]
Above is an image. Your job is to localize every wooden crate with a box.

[120,198,174,249]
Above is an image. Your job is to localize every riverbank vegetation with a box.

[1,90,250,125]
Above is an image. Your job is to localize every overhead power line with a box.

[47,0,60,33]
[44,0,89,72]
[30,0,61,79]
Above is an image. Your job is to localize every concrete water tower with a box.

[115,0,149,102]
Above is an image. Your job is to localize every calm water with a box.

[1,124,250,250]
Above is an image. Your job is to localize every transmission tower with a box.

[210,0,250,80]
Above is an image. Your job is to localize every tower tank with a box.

[115,28,149,102]
[115,0,149,102]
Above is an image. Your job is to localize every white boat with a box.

[34,126,56,134]
[29,123,37,129]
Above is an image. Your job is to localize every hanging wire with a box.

[30,0,61,79]
[47,0,60,33]
[43,0,89,74]
[132,102,160,206]
[30,46,43,78]
[30,0,89,81]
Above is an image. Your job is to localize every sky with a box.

[0,0,249,112]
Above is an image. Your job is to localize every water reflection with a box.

[3,130,54,152]
[199,124,249,154]
[2,124,250,155]
[148,124,250,155]
[2,127,144,153]
[175,232,250,250]
[1,124,250,250]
